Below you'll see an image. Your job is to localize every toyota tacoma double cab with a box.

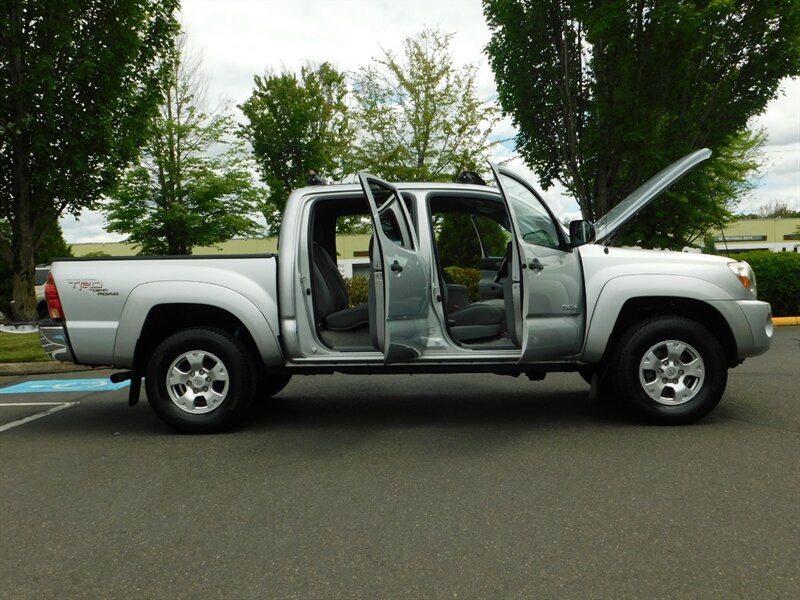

[40,149,773,432]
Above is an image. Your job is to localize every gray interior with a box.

[312,242,370,338]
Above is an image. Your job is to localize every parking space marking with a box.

[0,379,130,394]
[1,402,68,406]
[0,402,78,433]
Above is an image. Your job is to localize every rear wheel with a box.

[611,316,727,424]
[145,327,256,433]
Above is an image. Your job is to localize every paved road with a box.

[1,328,798,598]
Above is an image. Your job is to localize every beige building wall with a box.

[713,218,800,252]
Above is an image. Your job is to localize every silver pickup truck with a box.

[40,150,772,432]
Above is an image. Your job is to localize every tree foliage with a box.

[351,27,499,182]
[240,63,351,230]
[0,220,71,318]
[0,0,179,319]
[437,213,509,268]
[484,0,800,249]
[105,36,263,255]
[741,200,800,219]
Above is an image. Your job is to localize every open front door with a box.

[358,173,429,363]
[489,164,585,361]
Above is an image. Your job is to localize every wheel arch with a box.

[134,304,263,372]
[598,297,738,367]
[113,281,284,370]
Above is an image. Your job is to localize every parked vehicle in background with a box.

[39,149,773,433]
[34,265,51,320]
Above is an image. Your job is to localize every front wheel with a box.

[145,328,256,433]
[611,316,728,425]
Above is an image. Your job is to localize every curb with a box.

[772,316,799,326]
[0,362,103,377]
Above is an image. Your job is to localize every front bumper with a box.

[707,300,773,360]
[39,321,76,363]
[735,300,773,358]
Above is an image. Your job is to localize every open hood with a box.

[594,148,712,244]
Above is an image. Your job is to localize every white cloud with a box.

[61,212,126,245]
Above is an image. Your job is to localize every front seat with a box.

[312,243,369,331]
[434,248,505,342]
[441,280,505,342]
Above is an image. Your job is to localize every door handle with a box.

[390,260,403,273]
[528,259,544,271]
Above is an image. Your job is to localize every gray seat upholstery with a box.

[440,269,505,343]
[447,300,505,342]
[312,243,369,331]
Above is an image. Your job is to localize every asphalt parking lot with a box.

[1,328,798,598]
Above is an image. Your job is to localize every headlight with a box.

[728,261,757,297]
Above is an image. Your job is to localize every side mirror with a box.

[569,220,596,248]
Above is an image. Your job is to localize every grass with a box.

[0,331,51,363]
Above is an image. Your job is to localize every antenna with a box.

[703,172,729,256]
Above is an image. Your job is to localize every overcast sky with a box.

[61,0,800,243]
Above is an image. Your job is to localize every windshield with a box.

[34,268,49,286]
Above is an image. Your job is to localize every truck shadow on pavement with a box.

[248,388,632,433]
[7,374,731,436]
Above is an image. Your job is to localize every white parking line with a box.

[1,402,69,407]
[0,402,78,433]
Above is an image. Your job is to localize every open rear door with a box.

[358,173,429,363]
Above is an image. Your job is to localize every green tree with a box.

[701,235,718,255]
[438,213,509,267]
[0,220,71,318]
[351,27,499,182]
[105,36,263,255]
[0,0,179,320]
[240,62,351,231]
[484,0,800,249]
[621,128,764,248]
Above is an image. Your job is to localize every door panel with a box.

[358,173,429,363]
[489,164,586,361]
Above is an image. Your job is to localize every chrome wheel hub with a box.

[166,350,229,414]
[638,339,705,406]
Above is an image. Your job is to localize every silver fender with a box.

[113,281,283,368]
[581,274,733,363]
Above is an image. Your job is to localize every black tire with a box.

[37,301,48,320]
[611,316,728,425]
[145,327,257,433]
[260,368,292,399]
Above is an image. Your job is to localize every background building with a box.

[711,218,800,253]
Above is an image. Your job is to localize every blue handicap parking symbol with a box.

[0,379,130,394]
